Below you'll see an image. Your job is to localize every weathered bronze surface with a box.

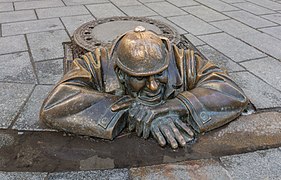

[40,24,249,149]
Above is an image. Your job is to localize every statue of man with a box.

[40,27,248,149]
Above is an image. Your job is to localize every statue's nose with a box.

[147,76,159,91]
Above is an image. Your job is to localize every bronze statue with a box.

[40,26,248,149]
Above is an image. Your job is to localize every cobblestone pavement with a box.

[0,0,281,179]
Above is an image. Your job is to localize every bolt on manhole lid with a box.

[73,16,180,52]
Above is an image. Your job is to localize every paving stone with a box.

[184,33,205,46]
[111,0,141,6]
[168,15,221,35]
[0,83,34,128]
[0,10,36,24]
[262,13,281,24]
[145,1,187,17]
[0,2,13,12]
[0,35,27,55]
[61,14,95,36]
[63,0,109,6]
[211,19,281,60]
[48,169,129,180]
[0,52,36,83]
[35,59,64,84]
[246,0,281,11]
[197,45,244,72]
[36,5,89,19]
[0,172,48,180]
[120,5,157,17]
[148,16,187,34]
[183,5,229,22]
[199,33,265,62]
[86,3,125,18]
[224,10,277,28]
[14,0,64,10]
[230,72,281,109]
[232,2,275,15]
[2,18,64,36]
[259,26,281,40]
[12,85,54,131]
[167,0,198,7]
[130,159,231,179]
[241,57,281,91]
[27,30,69,62]
[220,148,281,180]
[0,133,14,148]
[196,0,238,12]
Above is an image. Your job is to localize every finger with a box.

[160,125,178,149]
[142,111,154,139]
[142,111,153,139]
[151,125,166,147]
[135,110,146,137]
[167,118,186,147]
[174,119,194,137]
[128,107,139,131]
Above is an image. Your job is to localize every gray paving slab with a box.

[183,5,229,22]
[211,19,281,60]
[36,5,89,19]
[224,10,277,28]
[262,13,281,24]
[166,0,199,7]
[61,14,94,36]
[0,172,47,180]
[148,15,187,34]
[0,10,36,24]
[197,45,244,72]
[120,5,157,17]
[0,35,27,55]
[241,57,281,91]
[12,85,55,131]
[48,169,129,180]
[195,0,238,12]
[111,0,141,6]
[86,3,125,19]
[220,148,281,180]
[199,33,265,62]
[145,1,187,17]
[35,59,63,84]
[184,33,206,46]
[130,159,231,179]
[232,2,276,15]
[2,18,64,36]
[0,52,36,83]
[168,15,221,35]
[230,71,281,109]
[27,30,69,62]
[62,0,109,6]
[0,83,34,128]
[0,2,13,12]
[247,0,281,11]
[259,26,281,40]
[14,0,64,10]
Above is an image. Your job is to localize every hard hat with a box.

[113,26,170,76]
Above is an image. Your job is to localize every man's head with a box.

[112,26,170,105]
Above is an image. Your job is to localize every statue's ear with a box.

[160,36,171,52]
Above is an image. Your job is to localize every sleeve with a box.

[40,48,127,140]
[173,45,249,133]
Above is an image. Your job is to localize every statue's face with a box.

[123,70,168,105]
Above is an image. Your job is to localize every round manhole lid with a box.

[73,16,179,52]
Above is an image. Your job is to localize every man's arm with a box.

[40,49,130,140]
[173,45,249,133]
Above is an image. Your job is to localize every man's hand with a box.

[151,114,194,149]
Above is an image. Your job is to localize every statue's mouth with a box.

[138,86,165,106]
